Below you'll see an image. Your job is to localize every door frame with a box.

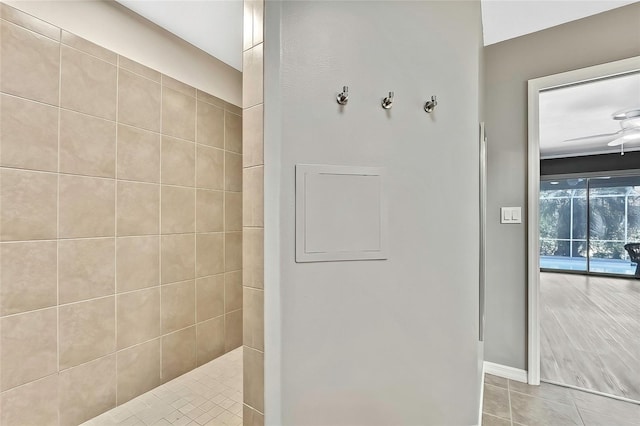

[526,56,640,385]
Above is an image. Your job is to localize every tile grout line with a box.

[194,87,198,367]
[507,380,514,426]
[56,27,62,426]
[114,53,120,410]
[0,163,242,192]
[223,103,228,356]
[0,15,59,42]
[575,404,587,426]
[159,75,164,385]
[0,293,124,320]
[0,232,239,248]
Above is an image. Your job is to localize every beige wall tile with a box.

[119,56,160,82]
[161,186,195,234]
[0,375,58,426]
[117,181,160,236]
[60,45,116,120]
[59,296,116,370]
[243,346,264,413]
[225,191,243,232]
[1,308,57,391]
[243,287,264,351]
[61,31,116,63]
[59,175,115,238]
[196,145,224,190]
[225,102,242,116]
[196,189,224,233]
[118,68,161,132]
[0,94,58,172]
[59,238,115,304]
[243,228,264,289]
[0,241,57,315]
[196,233,224,277]
[196,275,224,322]
[196,90,226,109]
[0,20,59,105]
[225,152,242,192]
[117,338,161,404]
[59,109,116,178]
[161,136,195,187]
[225,111,242,154]
[243,0,254,51]
[162,326,196,382]
[59,354,116,426]
[196,316,224,365]
[162,87,196,141]
[242,43,263,108]
[117,287,160,349]
[225,309,243,352]
[162,75,196,97]
[243,104,264,168]
[243,166,264,227]
[226,271,243,313]
[161,280,195,334]
[0,3,60,40]
[244,404,265,426]
[117,125,160,183]
[196,101,224,148]
[253,0,264,46]
[225,231,242,272]
[116,236,159,292]
[161,234,195,284]
[0,169,57,241]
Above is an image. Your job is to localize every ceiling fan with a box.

[563,107,640,155]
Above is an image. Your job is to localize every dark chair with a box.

[624,243,640,277]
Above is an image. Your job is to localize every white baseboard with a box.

[483,361,528,383]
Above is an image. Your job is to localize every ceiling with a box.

[481,0,639,45]
[539,72,640,159]
[116,0,243,70]
[115,1,638,72]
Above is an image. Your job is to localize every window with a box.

[540,175,640,275]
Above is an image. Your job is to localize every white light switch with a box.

[512,207,521,223]
[501,207,522,224]
[502,208,511,222]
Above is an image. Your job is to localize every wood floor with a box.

[540,272,640,401]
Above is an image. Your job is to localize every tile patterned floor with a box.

[482,374,640,426]
[87,357,640,426]
[83,348,243,426]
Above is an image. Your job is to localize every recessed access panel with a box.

[295,165,388,262]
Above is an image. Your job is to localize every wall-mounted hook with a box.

[381,91,394,109]
[336,86,349,105]
[424,96,438,113]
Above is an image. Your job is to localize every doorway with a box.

[527,57,640,401]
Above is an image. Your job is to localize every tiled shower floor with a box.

[83,348,243,426]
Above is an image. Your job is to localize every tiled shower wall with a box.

[242,1,265,425]
[0,4,242,425]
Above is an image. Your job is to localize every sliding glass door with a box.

[540,179,588,271]
[540,174,640,276]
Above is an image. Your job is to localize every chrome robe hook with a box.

[337,86,349,105]
[381,92,394,109]
[424,96,438,113]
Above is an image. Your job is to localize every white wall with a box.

[484,3,640,370]
[264,1,484,424]
[4,0,242,106]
